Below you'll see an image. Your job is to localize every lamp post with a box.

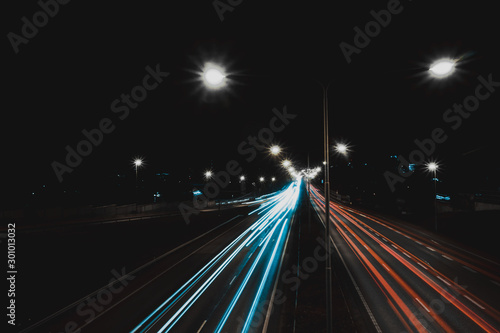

[426,162,439,231]
[426,57,454,230]
[134,159,142,181]
[318,80,333,333]
[133,158,143,204]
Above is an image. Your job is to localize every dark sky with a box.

[4,0,500,202]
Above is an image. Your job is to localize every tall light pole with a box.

[426,162,439,231]
[426,57,454,230]
[318,80,333,333]
[134,158,143,204]
[134,159,142,181]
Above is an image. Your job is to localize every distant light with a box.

[270,145,281,155]
[429,59,456,78]
[240,175,245,181]
[271,177,276,182]
[282,160,291,168]
[259,177,265,182]
[436,194,450,201]
[134,159,143,167]
[205,170,213,179]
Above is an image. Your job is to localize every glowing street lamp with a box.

[201,63,226,89]
[334,143,349,155]
[282,159,291,168]
[426,162,438,172]
[259,177,265,182]
[429,59,456,78]
[270,145,281,155]
[134,158,143,181]
[204,170,213,180]
[240,175,245,181]
[426,161,440,231]
[271,177,276,182]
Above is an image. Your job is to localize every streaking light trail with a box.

[131,180,302,333]
[309,185,500,333]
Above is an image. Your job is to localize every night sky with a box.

[4,0,500,208]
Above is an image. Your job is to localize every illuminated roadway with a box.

[78,180,302,333]
[309,184,500,332]
[22,179,500,333]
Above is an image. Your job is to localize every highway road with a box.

[309,184,500,332]
[24,180,302,333]
[19,179,500,333]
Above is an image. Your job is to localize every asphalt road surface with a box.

[309,184,500,333]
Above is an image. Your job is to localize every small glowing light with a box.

[270,145,281,155]
[240,175,245,181]
[282,160,291,168]
[426,162,438,172]
[259,177,265,182]
[271,177,276,182]
[134,159,142,166]
[335,143,348,155]
[205,170,213,179]
[429,59,456,78]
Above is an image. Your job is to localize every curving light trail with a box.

[131,179,302,333]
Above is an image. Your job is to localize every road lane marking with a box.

[197,320,207,333]
[491,280,500,287]
[442,255,454,261]
[403,252,411,259]
[463,265,477,273]
[426,246,436,252]
[436,275,451,286]
[463,295,485,310]
[415,298,430,312]
[229,276,236,285]
[417,262,428,270]
[313,203,382,333]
